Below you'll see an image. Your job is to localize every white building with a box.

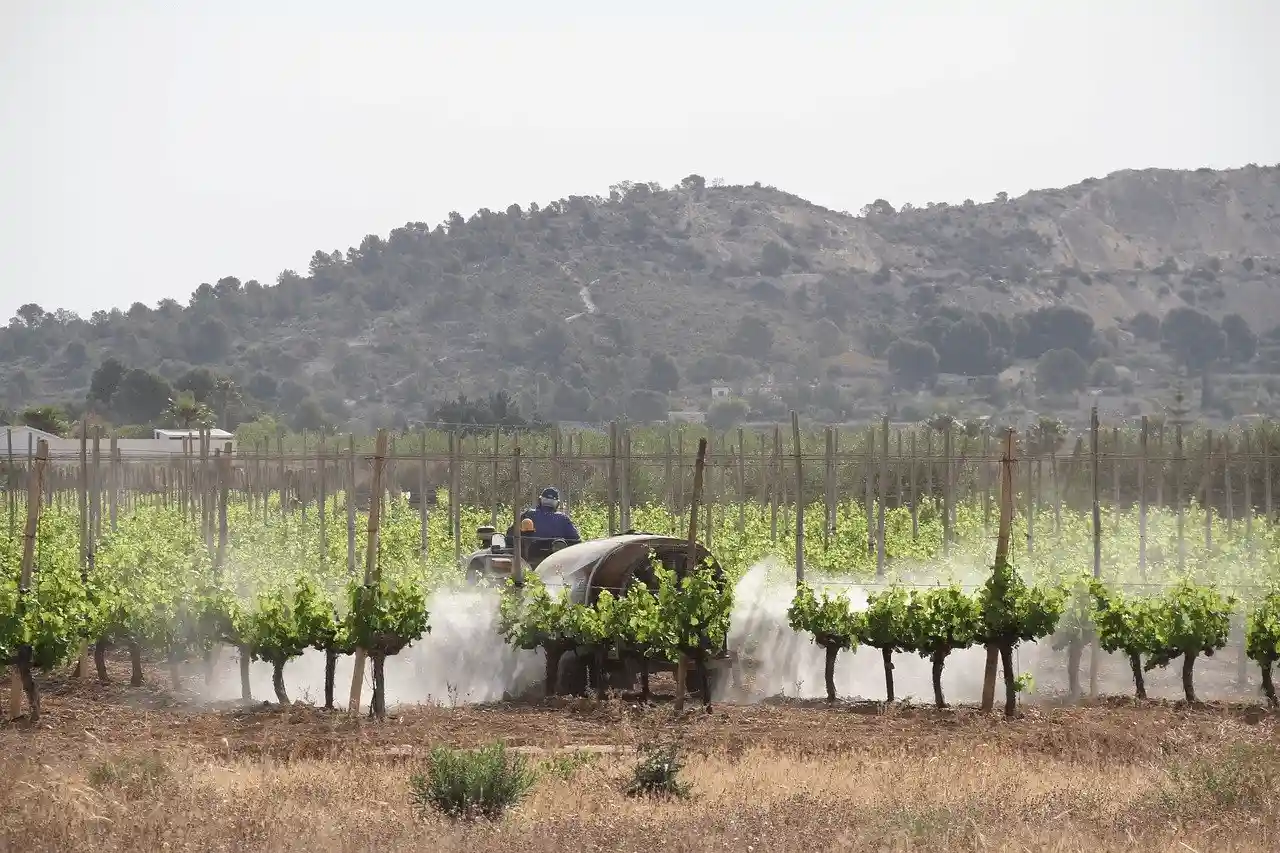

[1,425,236,459]
[153,428,236,449]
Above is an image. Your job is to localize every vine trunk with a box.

[930,651,947,709]
[881,647,895,702]
[1261,661,1277,707]
[93,638,109,682]
[128,639,144,687]
[1128,652,1147,699]
[999,643,1016,717]
[1066,639,1083,698]
[272,658,289,705]
[1181,651,1198,703]
[324,648,337,709]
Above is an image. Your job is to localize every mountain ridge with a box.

[3,163,1279,432]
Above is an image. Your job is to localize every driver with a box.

[507,486,581,545]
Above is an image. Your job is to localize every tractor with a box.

[465,526,738,699]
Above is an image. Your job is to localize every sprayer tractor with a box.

[466,525,739,699]
[463,519,571,585]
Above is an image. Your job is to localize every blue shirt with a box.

[510,505,581,542]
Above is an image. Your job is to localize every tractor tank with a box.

[533,534,727,605]
[532,533,735,698]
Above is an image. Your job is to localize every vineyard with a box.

[5,416,1280,723]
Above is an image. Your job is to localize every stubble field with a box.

[3,653,1278,853]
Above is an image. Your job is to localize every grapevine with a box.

[1245,589,1280,707]
[904,585,982,709]
[787,582,862,702]
[343,576,431,718]
[1140,580,1235,704]
[1049,573,1096,698]
[976,559,1065,716]
[858,586,912,702]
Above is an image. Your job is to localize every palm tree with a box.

[165,392,214,431]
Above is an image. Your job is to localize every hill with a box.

[4,165,1280,432]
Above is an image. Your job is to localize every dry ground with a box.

[3,657,1280,853]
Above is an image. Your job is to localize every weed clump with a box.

[624,740,689,799]
[1156,741,1280,818]
[87,753,170,798]
[409,741,536,821]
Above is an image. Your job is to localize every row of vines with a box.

[5,489,1280,721]
[787,571,1280,712]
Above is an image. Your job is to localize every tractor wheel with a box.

[556,652,590,697]
[684,662,725,699]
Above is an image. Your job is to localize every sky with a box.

[2,0,1278,318]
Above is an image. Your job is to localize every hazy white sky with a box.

[2,0,1277,317]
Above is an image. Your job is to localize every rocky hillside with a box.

[3,165,1279,431]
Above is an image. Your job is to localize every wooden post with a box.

[621,426,632,533]
[91,427,102,542]
[5,428,13,545]
[418,432,428,558]
[982,431,992,536]
[895,430,903,509]
[1245,431,1255,568]
[737,428,746,534]
[345,436,356,576]
[792,411,805,584]
[864,425,874,555]
[215,446,230,573]
[1203,431,1215,560]
[512,441,524,587]
[909,430,918,539]
[301,431,309,525]
[980,429,1016,713]
[1139,417,1149,579]
[677,430,686,520]
[665,429,675,526]
[452,431,463,566]
[490,430,500,528]
[877,416,889,577]
[74,419,89,677]
[1088,407,1101,697]
[676,437,709,713]
[1175,422,1186,571]
[78,419,88,568]
[607,421,618,536]
[770,426,781,542]
[318,435,328,564]
[109,434,119,533]
[12,439,49,721]
[348,429,388,714]
[1223,434,1234,533]
[552,426,562,510]
[1024,428,1034,555]
[1265,425,1274,523]
[823,426,834,552]
[942,423,953,557]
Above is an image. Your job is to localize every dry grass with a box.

[3,671,1279,852]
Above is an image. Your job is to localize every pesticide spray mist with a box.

[724,557,1011,704]
[201,558,1242,709]
[204,587,544,708]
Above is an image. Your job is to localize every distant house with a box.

[935,373,980,393]
[0,425,61,455]
[668,410,706,425]
[0,425,237,459]
[710,385,731,400]
[153,428,236,451]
